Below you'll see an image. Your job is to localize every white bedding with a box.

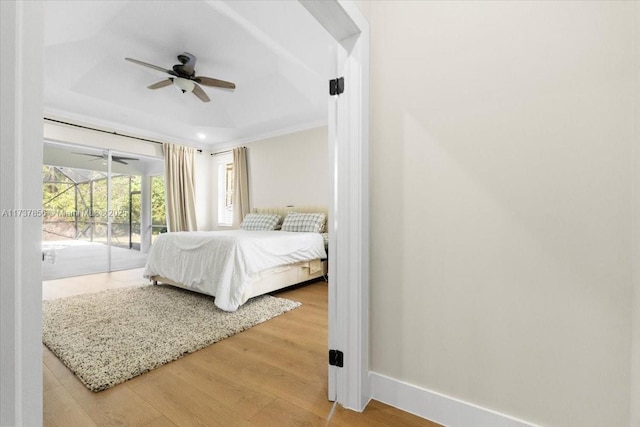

[143,230,327,311]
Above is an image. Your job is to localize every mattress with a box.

[143,230,327,311]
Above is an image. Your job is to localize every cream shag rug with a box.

[42,285,300,392]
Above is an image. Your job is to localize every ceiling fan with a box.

[125,52,236,102]
[74,153,138,165]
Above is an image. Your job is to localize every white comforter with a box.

[143,230,327,311]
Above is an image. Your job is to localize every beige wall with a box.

[247,126,328,209]
[208,126,328,229]
[368,2,636,426]
[632,3,640,426]
[194,151,214,231]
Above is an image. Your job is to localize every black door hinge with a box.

[329,77,344,96]
[329,349,344,367]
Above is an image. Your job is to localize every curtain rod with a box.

[44,118,238,156]
[210,149,233,156]
[44,117,166,146]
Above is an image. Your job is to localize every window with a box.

[217,153,234,226]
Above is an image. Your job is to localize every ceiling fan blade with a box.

[192,83,210,103]
[147,79,174,90]
[194,76,236,90]
[74,153,102,159]
[75,152,137,164]
[125,57,172,75]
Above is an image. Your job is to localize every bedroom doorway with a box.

[0,2,369,424]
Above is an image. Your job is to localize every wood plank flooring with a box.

[43,270,441,426]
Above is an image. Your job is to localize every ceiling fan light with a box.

[174,77,195,93]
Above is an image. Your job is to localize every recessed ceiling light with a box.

[197,133,206,140]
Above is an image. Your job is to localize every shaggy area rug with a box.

[42,285,300,392]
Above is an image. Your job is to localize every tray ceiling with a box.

[43,0,335,148]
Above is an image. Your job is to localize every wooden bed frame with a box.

[151,259,327,300]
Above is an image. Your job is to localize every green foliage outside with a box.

[151,176,166,226]
[42,166,166,241]
[151,175,167,234]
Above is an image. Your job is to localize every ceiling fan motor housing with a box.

[177,54,191,64]
[173,53,196,77]
[173,64,195,78]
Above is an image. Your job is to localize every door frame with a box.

[1,2,44,426]
[0,1,370,424]
[300,0,371,411]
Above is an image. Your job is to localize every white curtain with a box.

[232,146,250,228]
[163,143,198,232]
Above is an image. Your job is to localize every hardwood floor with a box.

[43,270,440,426]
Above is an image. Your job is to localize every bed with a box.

[144,207,328,311]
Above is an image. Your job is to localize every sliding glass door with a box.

[42,142,164,279]
[42,144,110,278]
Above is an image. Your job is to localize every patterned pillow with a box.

[281,212,326,233]
[240,213,282,231]
[321,232,329,249]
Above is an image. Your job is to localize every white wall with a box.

[44,120,164,159]
[368,2,636,426]
[208,126,328,229]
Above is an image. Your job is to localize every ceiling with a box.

[43,0,335,149]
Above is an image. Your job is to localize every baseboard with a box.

[369,372,538,427]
